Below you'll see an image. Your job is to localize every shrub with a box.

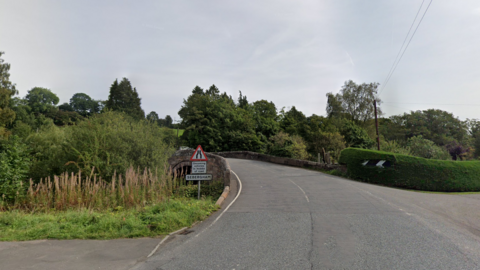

[378,140,412,156]
[0,136,31,203]
[339,148,480,192]
[64,111,176,180]
[269,131,310,160]
[340,120,374,149]
[407,135,451,160]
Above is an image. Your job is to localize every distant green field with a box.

[177,129,184,137]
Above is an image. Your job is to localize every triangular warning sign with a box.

[190,145,208,161]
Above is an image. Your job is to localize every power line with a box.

[380,0,425,94]
[383,102,480,106]
[379,0,434,96]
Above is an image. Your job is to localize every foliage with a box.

[340,120,375,149]
[269,131,309,160]
[0,198,218,240]
[279,106,307,136]
[446,140,470,160]
[326,80,381,125]
[407,135,451,160]
[306,129,345,162]
[25,87,59,114]
[386,109,468,146]
[252,100,280,143]
[63,111,175,180]
[105,78,145,120]
[0,136,30,202]
[69,93,101,116]
[378,140,412,156]
[339,148,480,192]
[0,52,18,136]
[146,111,159,122]
[179,85,263,152]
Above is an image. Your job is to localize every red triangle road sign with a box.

[190,145,208,161]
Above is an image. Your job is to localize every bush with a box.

[24,111,176,181]
[377,140,412,156]
[407,135,451,160]
[340,120,375,149]
[0,136,31,203]
[269,131,310,160]
[339,148,480,192]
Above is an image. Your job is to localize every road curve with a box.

[134,159,480,270]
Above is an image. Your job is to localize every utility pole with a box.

[374,100,380,151]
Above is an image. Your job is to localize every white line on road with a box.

[147,226,188,258]
[194,169,243,238]
[288,179,310,203]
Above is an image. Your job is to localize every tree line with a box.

[178,81,480,162]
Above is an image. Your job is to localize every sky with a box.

[1,0,479,121]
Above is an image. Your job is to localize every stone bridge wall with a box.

[168,150,231,186]
[213,151,346,172]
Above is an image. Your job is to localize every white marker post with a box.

[188,145,209,199]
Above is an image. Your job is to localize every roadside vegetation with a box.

[0,52,222,241]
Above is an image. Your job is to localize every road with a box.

[134,158,480,270]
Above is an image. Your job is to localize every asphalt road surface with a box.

[134,159,480,270]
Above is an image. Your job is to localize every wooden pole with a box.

[374,100,380,151]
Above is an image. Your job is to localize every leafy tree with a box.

[146,111,159,122]
[279,106,307,136]
[269,131,309,160]
[58,103,73,111]
[105,78,145,120]
[69,93,100,116]
[0,52,18,133]
[340,120,374,148]
[165,115,173,128]
[407,135,451,160]
[308,130,345,162]
[445,141,469,160]
[326,80,381,125]
[475,134,480,159]
[398,109,467,146]
[179,85,262,152]
[25,87,59,114]
[252,100,280,142]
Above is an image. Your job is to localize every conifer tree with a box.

[105,78,145,120]
[0,52,18,131]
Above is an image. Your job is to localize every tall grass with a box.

[1,166,190,212]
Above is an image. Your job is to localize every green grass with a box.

[0,198,219,241]
[177,129,184,137]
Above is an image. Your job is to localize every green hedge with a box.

[339,148,480,192]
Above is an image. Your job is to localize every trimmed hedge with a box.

[339,148,480,192]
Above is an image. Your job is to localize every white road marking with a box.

[147,226,188,258]
[194,169,243,238]
[288,179,310,203]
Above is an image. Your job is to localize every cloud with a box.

[474,8,480,15]
[345,51,355,67]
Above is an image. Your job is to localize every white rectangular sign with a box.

[186,174,212,181]
[192,161,207,174]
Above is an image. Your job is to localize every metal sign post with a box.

[187,145,211,199]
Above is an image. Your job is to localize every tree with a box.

[58,103,73,111]
[252,100,280,141]
[25,87,59,114]
[105,78,145,120]
[69,93,100,116]
[179,85,262,152]
[238,91,249,109]
[0,52,18,132]
[146,111,159,122]
[165,115,173,128]
[399,109,467,146]
[340,120,374,149]
[407,135,451,160]
[326,80,381,125]
[279,106,307,136]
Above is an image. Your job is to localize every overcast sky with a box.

[1,0,479,120]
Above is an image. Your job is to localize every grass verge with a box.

[0,197,219,241]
